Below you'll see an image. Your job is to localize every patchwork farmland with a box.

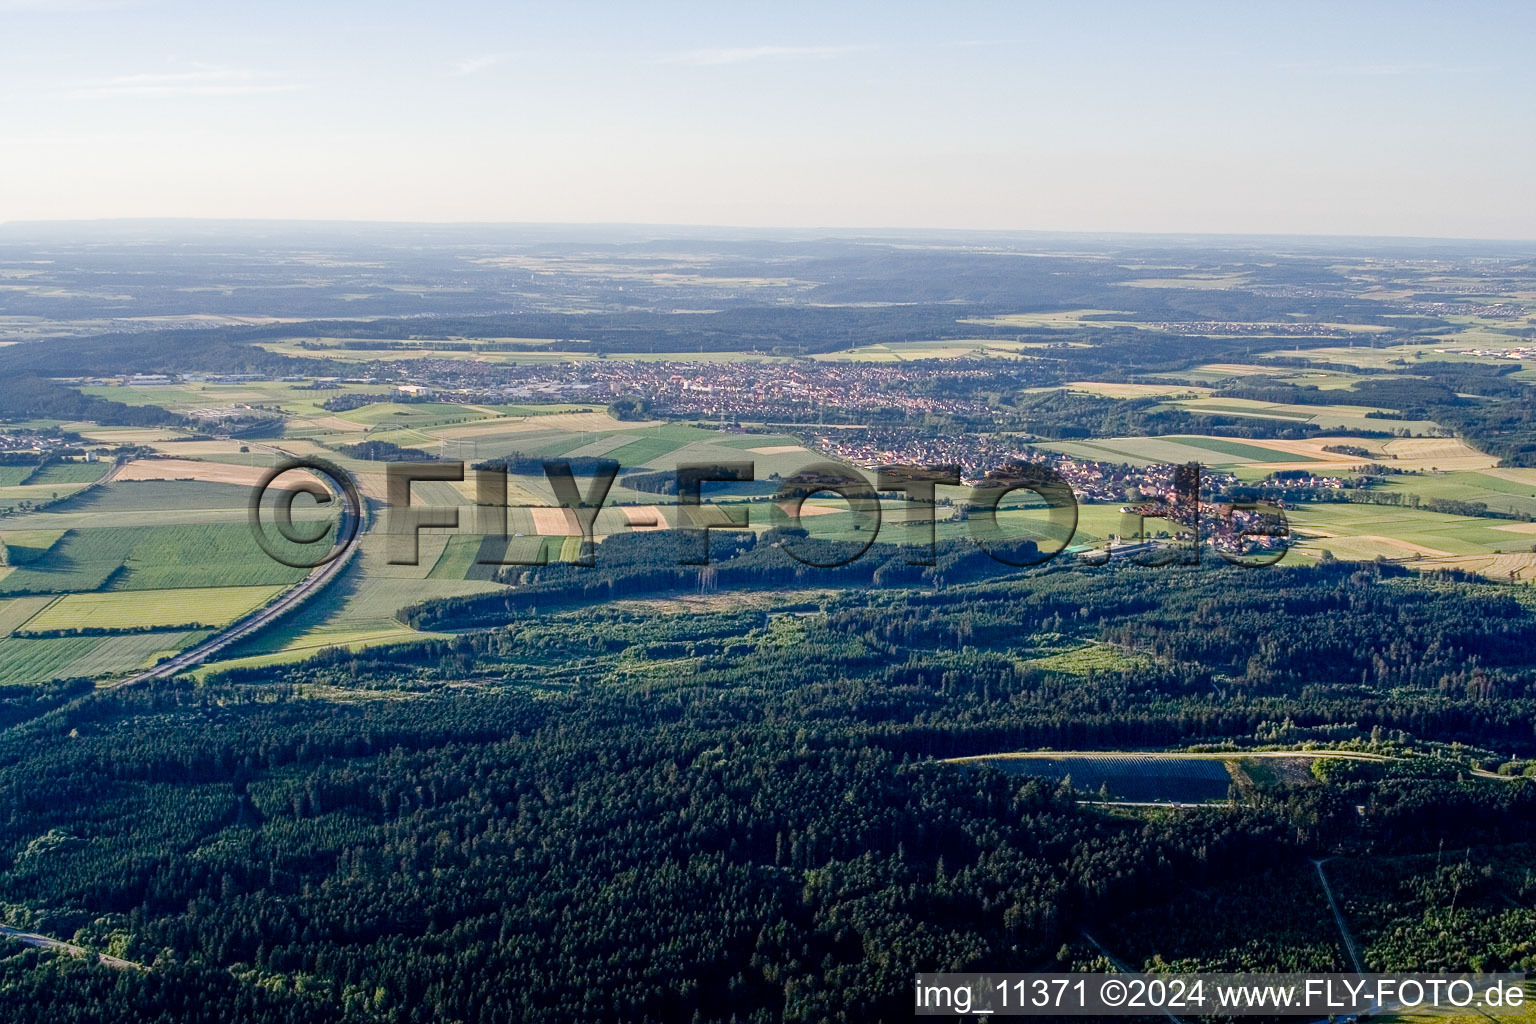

[10,342,1536,687]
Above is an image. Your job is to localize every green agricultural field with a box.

[0,528,66,564]
[604,433,705,467]
[1153,362,1284,382]
[1175,398,1317,419]
[20,584,286,632]
[809,338,1056,362]
[1062,380,1212,399]
[0,527,142,594]
[0,522,310,596]
[47,479,251,515]
[335,402,501,430]
[1281,502,1536,578]
[74,384,204,408]
[1170,395,1440,434]
[77,380,392,419]
[10,479,328,538]
[0,630,210,685]
[423,420,819,503]
[1369,470,1536,519]
[1122,272,1254,290]
[0,482,93,512]
[1257,338,1530,372]
[255,340,598,365]
[1,504,254,533]
[23,461,109,486]
[482,403,604,417]
[0,635,102,685]
[405,414,653,459]
[1063,503,1142,547]
[0,467,34,487]
[110,522,312,590]
[0,596,55,637]
[960,309,1127,330]
[54,630,210,679]
[1173,436,1318,463]
[1037,435,1317,467]
[426,535,499,581]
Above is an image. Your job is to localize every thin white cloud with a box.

[661,44,868,66]
[451,54,502,77]
[74,66,303,98]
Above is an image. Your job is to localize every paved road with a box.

[0,923,145,970]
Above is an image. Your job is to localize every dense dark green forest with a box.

[3,560,1534,1022]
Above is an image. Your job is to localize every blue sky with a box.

[2,0,1532,237]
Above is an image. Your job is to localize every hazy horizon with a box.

[2,216,1534,249]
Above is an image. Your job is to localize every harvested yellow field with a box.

[72,427,189,443]
[294,415,369,433]
[1066,381,1210,398]
[1189,363,1284,376]
[266,439,343,460]
[1224,436,1495,472]
[620,506,666,530]
[749,445,805,455]
[776,502,845,517]
[432,412,660,440]
[1219,436,1384,463]
[1379,438,1497,471]
[0,483,89,500]
[1493,522,1536,534]
[1359,536,1454,557]
[353,470,390,502]
[148,440,259,458]
[529,506,581,535]
[1251,461,1367,472]
[1291,535,1454,562]
[1414,552,1536,581]
[115,459,318,489]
